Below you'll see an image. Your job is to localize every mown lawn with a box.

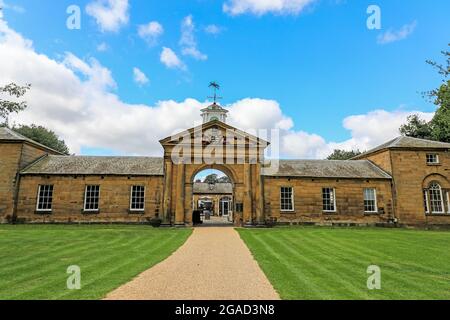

[237,227,450,300]
[0,225,192,300]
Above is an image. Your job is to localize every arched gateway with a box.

[6,85,450,227]
[159,104,269,227]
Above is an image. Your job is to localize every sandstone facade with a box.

[1,125,449,227]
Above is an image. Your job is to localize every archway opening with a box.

[192,169,234,226]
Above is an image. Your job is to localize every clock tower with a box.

[201,81,228,123]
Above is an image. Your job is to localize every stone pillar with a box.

[184,182,193,225]
[255,163,265,224]
[175,163,185,225]
[162,160,173,224]
[243,162,252,224]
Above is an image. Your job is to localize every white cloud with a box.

[377,21,417,45]
[0,0,25,14]
[281,109,434,159]
[204,24,223,35]
[180,15,207,61]
[138,21,163,46]
[228,98,293,131]
[86,0,129,32]
[160,47,186,70]
[0,15,434,159]
[63,52,116,90]
[223,0,317,16]
[133,67,149,86]
[96,42,108,52]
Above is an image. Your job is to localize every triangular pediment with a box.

[159,120,270,148]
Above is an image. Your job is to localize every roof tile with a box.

[264,160,392,179]
[21,155,164,176]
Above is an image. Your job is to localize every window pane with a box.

[85,185,100,211]
[423,190,429,213]
[323,188,336,211]
[131,186,145,210]
[37,185,54,211]
[429,183,443,213]
[426,154,439,164]
[364,188,377,212]
[280,187,293,211]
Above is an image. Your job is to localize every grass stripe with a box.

[237,227,450,300]
[0,226,192,300]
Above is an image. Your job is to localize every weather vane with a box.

[208,81,222,104]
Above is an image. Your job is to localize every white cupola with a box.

[201,102,229,123]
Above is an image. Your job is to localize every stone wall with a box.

[362,150,393,174]
[19,143,51,169]
[163,161,262,226]
[389,150,450,225]
[0,142,51,222]
[263,177,394,225]
[0,143,22,221]
[16,175,164,223]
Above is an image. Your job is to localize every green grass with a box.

[0,225,192,300]
[237,227,450,300]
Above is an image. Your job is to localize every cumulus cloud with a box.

[63,52,116,90]
[138,21,163,46]
[180,15,207,61]
[133,67,149,86]
[160,47,186,70]
[228,98,293,131]
[223,0,317,16]
[0,15,434,159]
[280,109,434,159]
[377,21,417,45]
[86,0,129,32]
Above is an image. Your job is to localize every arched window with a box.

[428,182,444,214]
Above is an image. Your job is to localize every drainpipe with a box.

[11,143,25,224]
[12,173,21,224]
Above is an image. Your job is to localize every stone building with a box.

[192,183,233,218]
[0,103,449,227]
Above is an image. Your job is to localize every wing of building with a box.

[1,115,449,226]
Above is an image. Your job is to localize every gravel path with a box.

[105,227,280,300]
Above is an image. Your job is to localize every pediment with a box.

[159,120,270,148]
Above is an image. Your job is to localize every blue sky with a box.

[0,0,449,158]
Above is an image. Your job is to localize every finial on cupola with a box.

[201,81,229,124]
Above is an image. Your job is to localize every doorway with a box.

[192,168,233,226]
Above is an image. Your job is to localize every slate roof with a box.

[21,155,164,176]
[193,183,233,194]
[0,127,61,154]
[263,160,392,179]
[355,136,450,159]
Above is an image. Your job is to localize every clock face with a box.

[202,127,223,145]
[210,116,219,121]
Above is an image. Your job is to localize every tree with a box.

[218,176,231,183]
[0,83,31,126]
[400,44,450,142]
[326,149,362,160]
[203,174,219,184]
[399,114,433,140]
[427,45,450,142]
[12,124,70,155]
[202,173,231,184]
